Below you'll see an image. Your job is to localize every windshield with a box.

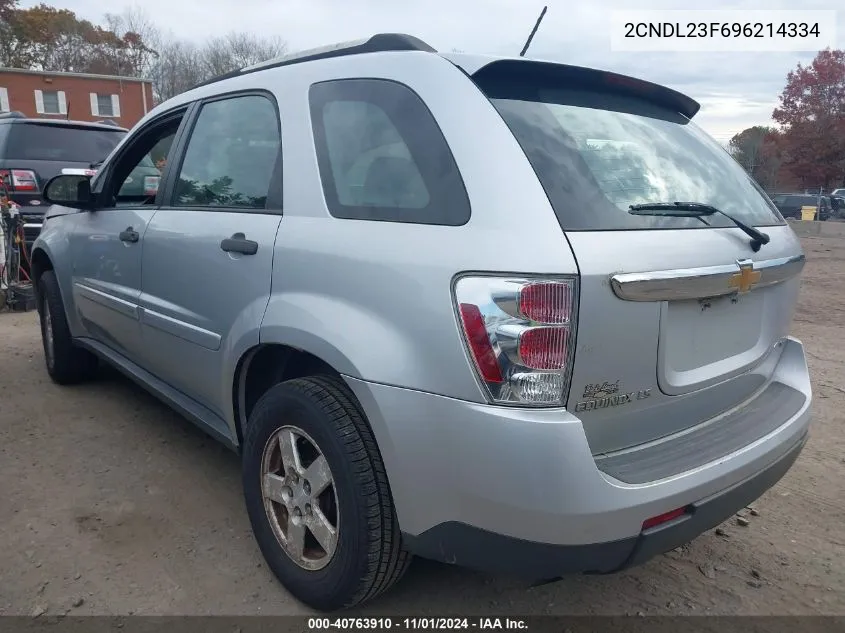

[479,79,784,231]
[5,123,125,163]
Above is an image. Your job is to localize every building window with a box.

[97,94,114,116]
[0,87,9,112]
[91,93,120,118]
[34,89,66,115]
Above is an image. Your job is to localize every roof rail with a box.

[95,119,122,127]
[0,111,27,120]
[192,33,436,90]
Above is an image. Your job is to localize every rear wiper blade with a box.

[629,201,770,252]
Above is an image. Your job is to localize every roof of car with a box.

[189,32,701,119]
[0,112,128,132]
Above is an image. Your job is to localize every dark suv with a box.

[0,113,160,256]
[770,193,831,221]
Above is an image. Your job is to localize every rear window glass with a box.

[776,195,823,206]
[478,77,784,231]
[5,123,124,163]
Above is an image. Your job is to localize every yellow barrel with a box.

[801,206,817,221]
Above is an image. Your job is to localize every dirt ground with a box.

[1,236,843,618]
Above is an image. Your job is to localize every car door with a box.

[70,109,188,360]
[138,92,282,419]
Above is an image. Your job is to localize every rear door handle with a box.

[220,232,258,255]
[119,227,139,243]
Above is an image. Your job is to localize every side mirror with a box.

[43,174,94,210]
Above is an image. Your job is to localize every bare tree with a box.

[103,7,161,76]
[146,30,287,103]
[147,37,205,103]
[201,32,287,77]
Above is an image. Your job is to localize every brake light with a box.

[519,327,569,370]
[519,281,572,324]
[454,276,577,405]
[0,169,39,192]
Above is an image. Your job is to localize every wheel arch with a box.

[232,341,359,449]
[29,246,53,290]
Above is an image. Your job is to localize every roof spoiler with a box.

[470,59,701,119]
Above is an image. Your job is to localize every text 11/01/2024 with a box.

[610,9,837,52]
[308,618,528,630]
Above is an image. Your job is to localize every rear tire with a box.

[242,375,410,611]
[37,270,98,385]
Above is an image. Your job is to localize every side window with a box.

[174,95,280,209]
[309,79,470,226]
[108,114,184,207]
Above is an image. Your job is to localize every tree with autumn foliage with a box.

[772,48,845,191]
[0,2,287,104]
[0,0,157,76]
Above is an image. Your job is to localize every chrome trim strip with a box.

[23,223,43,230]
[610,254,806,302]
[74,283,140,320]
[140,308,222,351]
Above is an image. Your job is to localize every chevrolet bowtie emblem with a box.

[729,260,761,294]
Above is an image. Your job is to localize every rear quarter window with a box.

[309,78,470,226]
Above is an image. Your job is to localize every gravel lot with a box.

[1,235,843,617]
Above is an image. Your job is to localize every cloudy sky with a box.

[20,0,845,143]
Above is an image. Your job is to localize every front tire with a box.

[242,375,410,611]
[37,270,98,385]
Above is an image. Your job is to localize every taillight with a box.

[0,169,39,192]
[518,327,569,370]
[454,276,577,406]
[519,281,572,324]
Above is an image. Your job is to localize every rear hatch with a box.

[471,61,804,454]
[1,121,125,214]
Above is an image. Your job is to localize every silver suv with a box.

[31,34,812,611]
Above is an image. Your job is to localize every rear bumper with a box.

[14,211,42,270]
[21,218,43,244]
[345,336,811,577]
[402,434,805,577]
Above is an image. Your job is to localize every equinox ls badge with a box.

[573,380,651,413]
